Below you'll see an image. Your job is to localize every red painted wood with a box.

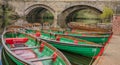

[39,43,45,52]
[56,36,60,42]
[74,40,78,44]
[35,32,41,37]
[94,33,113,59]
[52,52,57,62]
[112,15,120,35]
[5,38,28,44]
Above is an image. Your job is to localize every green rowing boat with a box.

[68,22,110,32]
[1,30,71,65]
[44,30,112,44]
[32,31,103,58]
[6,25,108,58]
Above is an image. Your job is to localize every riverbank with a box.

[93,35,120,65]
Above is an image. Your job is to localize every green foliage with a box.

[42,11,53,24]
[72,9,100,24]
[0,4,19,28]
[100,7,113,22]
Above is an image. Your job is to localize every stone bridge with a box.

[4,0,120,28]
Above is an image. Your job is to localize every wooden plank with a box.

[29,56,53,62]
[11,46,40,51]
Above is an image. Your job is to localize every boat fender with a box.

[82,34,86,36]
[35,32,41,37]
[52,52,57,62]
[39,43,45,52]
[74,40,78,44]
[71,30,75,32]
[56,36,60,42]
[65,32,68,35]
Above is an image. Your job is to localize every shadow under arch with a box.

[58,5,102,28]
[25,4,55,24]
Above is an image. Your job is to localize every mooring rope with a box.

[90,33,113,65]
[89,47,99,65]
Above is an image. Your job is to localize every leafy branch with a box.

[100,7,113,23]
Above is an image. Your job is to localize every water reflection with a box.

[61,50,93,65]
[13,19,93,65]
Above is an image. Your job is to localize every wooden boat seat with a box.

[12,43,44,64]
[29,56,53,62]
[29,52,57,62]
[11,46,40,51]
[5,38,28,44]
[5,38,49,65]
[31,55,56,65]
[33,62,43,65]
[14,49,37,60]
[14,44,26,47]
[5,38,28,47]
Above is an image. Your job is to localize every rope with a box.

[89,33,113,65]
[89,47,99,65]
[91,33,113,65]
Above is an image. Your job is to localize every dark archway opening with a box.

[58,5,102,28]
[26,7,54,24]
[66,8,102,24]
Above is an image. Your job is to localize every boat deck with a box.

[93,35,120,65]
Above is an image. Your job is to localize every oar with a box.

[29,52,57,62]
[28,56,53,62]
[11,46,40,51]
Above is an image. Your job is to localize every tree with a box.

[1,1,19,28]
[100,6,113,23]
[1,0,8,28]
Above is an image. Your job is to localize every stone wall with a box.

[112,15,120,35]
[8,1,117,17]
[2,0,120,34]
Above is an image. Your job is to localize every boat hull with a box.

[2,31,71,65]
[72,36,109,44]
[42,39,101,57]
[2,48,17,65]
[26,30,102,57]
[44,30,110,44]
[2,48,25,65]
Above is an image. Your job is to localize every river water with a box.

[62,51,93,65]
[0,19,93,65]
[0,44,2,65]
[14,19,93,65]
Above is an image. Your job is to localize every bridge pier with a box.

[7,1,119,32]
[51,12,60,28]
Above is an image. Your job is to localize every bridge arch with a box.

[25,4,55,24]
[58,5,102,28]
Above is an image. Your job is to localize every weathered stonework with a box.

[112,15,120,35]
[8,1,118,17]
[2,0,120,34]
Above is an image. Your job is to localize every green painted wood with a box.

[48,30,110,44]
[3,32,68,65]
[2,48,17,65]
[45,40,101,57]
[31,31,102,57]
[62,51,93,65]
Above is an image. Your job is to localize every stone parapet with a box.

[112,15,120,35]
